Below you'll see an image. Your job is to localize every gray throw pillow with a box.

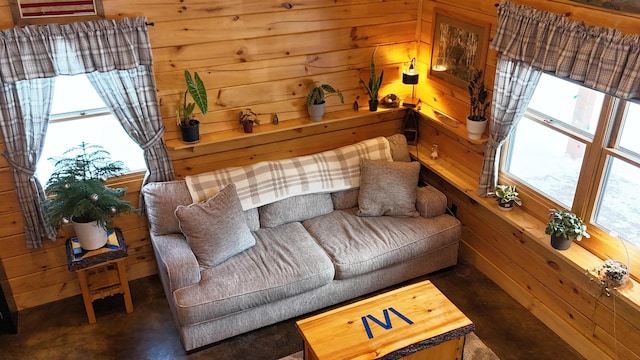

[175,183,255,268]
[357,159,420,217]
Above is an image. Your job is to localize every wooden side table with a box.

[65,228,133,324]
[296,280,474,360]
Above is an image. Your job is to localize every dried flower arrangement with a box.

[586,259,629,297]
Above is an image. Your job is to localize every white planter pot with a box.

[308,102,326,122]
[466,118,487,140]
[72,220,108,250]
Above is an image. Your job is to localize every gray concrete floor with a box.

[0,261,584,360]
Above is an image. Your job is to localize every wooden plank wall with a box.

[416,1,640,359]
[0,0,417,311]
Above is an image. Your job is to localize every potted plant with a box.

[42,142,136,250]
[466,68,490,140]
[545,209,590,250]
[177,70,208,143]
[359,48,384,111]
[239,108,260,133]
[494,184,522,211]
[306,83,344,121]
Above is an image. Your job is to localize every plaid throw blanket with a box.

[185,137,393,210]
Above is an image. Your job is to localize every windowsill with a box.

[409,146,640,316]
[165,107,408,151]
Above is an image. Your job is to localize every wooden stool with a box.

[65,228,133,324]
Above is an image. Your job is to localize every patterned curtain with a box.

[478,0,640,196]
[87,67,174,209]
[0,17,173,248]
[0,78,57,248]
[477,55,541,196]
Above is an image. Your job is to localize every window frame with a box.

[499,80,640,282]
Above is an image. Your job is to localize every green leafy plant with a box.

[177,70,208,126]
[359,49,384,103]
[494,184,522,206]
[239,108,260,125]
[42,142,136,230]
[545,209,590,241]
[306,83,344,107]
[468,68,490,121]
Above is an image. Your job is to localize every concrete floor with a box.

[0,261,584,360]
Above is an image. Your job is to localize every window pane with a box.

[37,74,146,185]
[37,115,146,184]
[51,74,107,114]
[505,117,585,208]
[528,74,604,136]
[618,102,640,156]
[595,157,640,248]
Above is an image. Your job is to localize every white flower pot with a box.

[308,102,326,122]
[466,117,487,140]
[72,219,108,250]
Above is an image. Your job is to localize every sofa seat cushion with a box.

[303,208,461,280]
[172,222,335,326]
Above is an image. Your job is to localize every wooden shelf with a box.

[415,105,489,145]
[166,107,409,151]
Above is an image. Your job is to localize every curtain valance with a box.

[491,0,640,99]
[0,16,152,83]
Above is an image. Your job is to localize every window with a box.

[36,74,146,185]
[502,73,640,268]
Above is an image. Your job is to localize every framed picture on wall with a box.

[429,9,490,89]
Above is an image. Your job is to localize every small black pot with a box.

[497,200,515,211]
[368,100,379,111]
[180,120,200,143]
[242,121,254,133]
[550,233,573,250]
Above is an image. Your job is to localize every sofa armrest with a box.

[416,185,448,218]
[151,233,201,292]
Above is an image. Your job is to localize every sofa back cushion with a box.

[259,193,334,228]
[331,188,359,210]
[387,133,411,162]
[142,180,192,235]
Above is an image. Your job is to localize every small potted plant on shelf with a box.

[545,209,590,250]
[306,83,344,122]
[177,70,208,143]
[466,68,490,140]
[41,142,136,250]
[239,108,260,133]
[359,48,384,111]
[494,184,522,211]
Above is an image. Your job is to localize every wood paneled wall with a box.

[415,1,640,359]
[0,0,417,311]
[0,0,638,358]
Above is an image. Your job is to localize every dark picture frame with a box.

[429,9,490,89]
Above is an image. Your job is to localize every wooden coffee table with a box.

[296,280,474,359]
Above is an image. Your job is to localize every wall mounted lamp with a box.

[402,58,419,108]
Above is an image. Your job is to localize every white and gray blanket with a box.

[185,136,393,210]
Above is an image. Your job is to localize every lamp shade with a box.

[402,58,419,85]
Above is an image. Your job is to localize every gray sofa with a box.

[142,135,461,351]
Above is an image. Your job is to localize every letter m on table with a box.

[361,307,414,339]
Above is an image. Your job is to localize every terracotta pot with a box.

[72,219,108,250]
[308,102,325,122]
[550,233,573,250]
[242,121,254,133]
